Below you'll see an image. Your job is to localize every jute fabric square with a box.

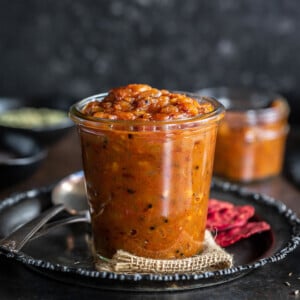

[95,230,233,274]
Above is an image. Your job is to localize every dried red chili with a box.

[207,198,271,247]
[214,221,271,247]
[207,198,234,214]
[206,205,255,231]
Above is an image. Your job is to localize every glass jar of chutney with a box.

[198,87,290,182]
[70,84,225,259]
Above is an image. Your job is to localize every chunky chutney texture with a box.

[82,84,214,121]
[78,84,222,259]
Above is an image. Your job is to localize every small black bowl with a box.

[0,131,47,189]
[0,97,75,146]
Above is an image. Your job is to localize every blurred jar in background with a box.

[197,87,290,182]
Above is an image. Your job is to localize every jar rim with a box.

[196,87,290,124]
[69,92,225,130]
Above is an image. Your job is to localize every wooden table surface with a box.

[0,128,299,300]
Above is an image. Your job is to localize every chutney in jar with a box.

[70,84,224,259]
[199,88,290,182]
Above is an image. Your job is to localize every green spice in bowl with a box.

[0,97,75,146]
[0,107,68,129]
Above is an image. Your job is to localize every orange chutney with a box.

[214,97,290,182]
[70,84,224,259]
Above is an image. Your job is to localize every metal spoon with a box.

[0,171,89,252]
[35,171,90,238]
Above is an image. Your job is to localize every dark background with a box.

[1,0,300,123]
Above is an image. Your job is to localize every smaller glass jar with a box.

[198,87,290,182]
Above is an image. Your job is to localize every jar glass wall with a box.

[70,92,224,259]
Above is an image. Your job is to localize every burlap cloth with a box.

[95,230,233,275]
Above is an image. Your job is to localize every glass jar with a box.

[70,92,224,259]
[198,87,290,182]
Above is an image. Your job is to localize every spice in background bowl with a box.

[70,84,224,259]
[0,97,75,146]
[0,107,68,128]
[197,87,290,182]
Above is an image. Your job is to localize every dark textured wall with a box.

[1,0,300,120]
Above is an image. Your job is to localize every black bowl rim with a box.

[0,149,47,166]
[0,132,47,166]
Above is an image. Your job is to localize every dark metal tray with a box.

[0,177,299,292]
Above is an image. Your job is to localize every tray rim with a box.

[0,177,299,285]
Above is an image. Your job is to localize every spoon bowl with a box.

[52,170,88,215]
[0,171,89,252]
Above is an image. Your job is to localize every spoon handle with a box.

[32,214,90,240]
[0,204,64,252]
